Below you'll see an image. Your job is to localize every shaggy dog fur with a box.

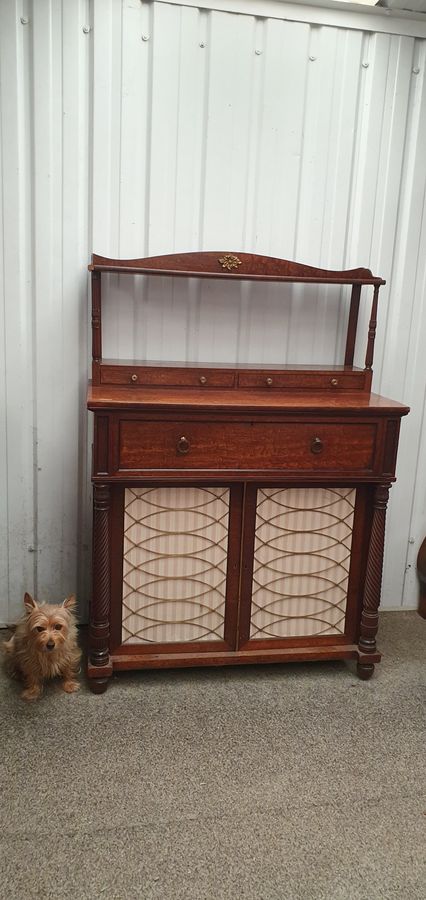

[3,593,81,700]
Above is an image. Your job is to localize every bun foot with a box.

[89,677,110,694]
[357,662,375,681]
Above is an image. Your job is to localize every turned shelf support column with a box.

[364,284,380,372]
[89,483,112,692]
[357,483,390,679]
[91,270,102,384]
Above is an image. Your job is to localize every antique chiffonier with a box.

[87,252,408,693]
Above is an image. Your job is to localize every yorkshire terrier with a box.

[3,593,81,700]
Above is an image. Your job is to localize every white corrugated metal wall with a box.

[1,0,426,624]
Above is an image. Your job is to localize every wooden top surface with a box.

[89,251,385,286]
[100,360,365,372]
[87,384,409,416]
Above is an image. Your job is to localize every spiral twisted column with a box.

[89,484,111,670]
[358,483,390,659]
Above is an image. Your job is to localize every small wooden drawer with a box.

[237,371,365,391]
[117,420,376,472]
[100,365,235,388]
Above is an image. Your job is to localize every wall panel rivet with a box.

[199,41,206,48]
[412,67,420,75]
[255,49,262,55]
[82,26,91,34]
[141,34,150,41]
[20,16,29,24]
[309,55,316,61]
[362,61,369,68]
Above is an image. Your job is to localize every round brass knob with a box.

[311,437,324,454]
[265,377,273,386]
[199,375,207,385]
[330,378,339,387]
[131,373,138,383]
[177,436,190,455]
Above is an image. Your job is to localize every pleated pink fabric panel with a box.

[122,487,230,643]
[250,487,356,638]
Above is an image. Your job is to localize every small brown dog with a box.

[3,593,81,700]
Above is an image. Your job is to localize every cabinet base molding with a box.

[87,645,381,690]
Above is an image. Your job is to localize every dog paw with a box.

[21,686,42,701]
[62,680,80,693]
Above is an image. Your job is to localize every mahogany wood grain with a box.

[106,644,382,670]
[86,253,407,691]
[382,419,401,477]
[237,370,365,391]
[89,252,386,389]
[87,384,410,416]
[110,487,125,652]
[237,484,257,649]
[343,487,370,640]
[99,363,367,392]
[101,360,368,372]
[89,251,385,285]
[89,484,111,670]
[223,485,245,648]
[91,271,102,386]
[358,483,390,658]
[101,365,235,388]
[94,417,109,476]
[365,285,380,370]
[345,481,377,642]
[344,284,361,367]
[117,420,377,473]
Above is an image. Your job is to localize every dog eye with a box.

[36,626,45,633]
[54,624,62,631]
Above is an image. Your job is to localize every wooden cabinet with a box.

[87,252,408,692]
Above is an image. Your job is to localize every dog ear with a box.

[24,593,37,613]
[63,594,77,610]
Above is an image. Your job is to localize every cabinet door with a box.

[238,485,365,648]
[110,484,243,652]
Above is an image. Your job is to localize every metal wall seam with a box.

[0,2,35,625]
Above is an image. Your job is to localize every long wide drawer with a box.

[117,420,377,471]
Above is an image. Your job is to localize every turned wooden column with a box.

[357,483,390,678]
[91,270,101,384]
[365,285,380,371]
[89,483,112,692]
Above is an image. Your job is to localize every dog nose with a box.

[46,641,55,650]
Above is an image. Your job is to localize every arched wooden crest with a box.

[89,250,384,285]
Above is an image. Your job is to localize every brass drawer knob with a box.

[265,377,273,386]
[330,378,339,387]
[177,435,190,455]
[199,375,207,385]
[131,373,138,383]
[311,437,324,454]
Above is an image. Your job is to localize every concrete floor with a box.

[1,611,425,900]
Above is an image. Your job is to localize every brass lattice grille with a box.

[122,487,229,643]
[250,487,356,639]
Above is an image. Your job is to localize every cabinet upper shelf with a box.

[89,250,385,388]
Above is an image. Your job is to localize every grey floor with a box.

[1,612,425,900]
